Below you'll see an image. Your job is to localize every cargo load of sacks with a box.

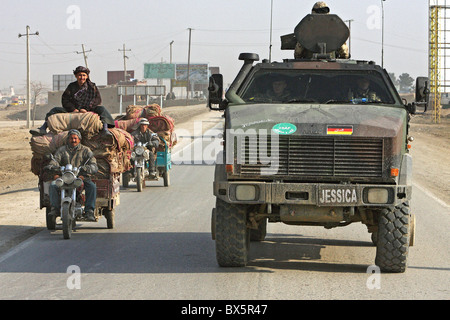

[114,104,177,150]
[30,112,133,179]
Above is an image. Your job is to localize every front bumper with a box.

[214,180,411,207]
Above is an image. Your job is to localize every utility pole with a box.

[345,19,354,56]
[381,0,385,68]
[170,40,174,96]
[187,28,193,104]
[76,44,91,68]
[269,0,273,62]
[118,44,131,82]
[18,25,39,129]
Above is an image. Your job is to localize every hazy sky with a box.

[0,0,429,94]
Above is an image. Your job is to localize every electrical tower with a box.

[429,0,450,123]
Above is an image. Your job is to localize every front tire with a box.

[136,167,143,192]
[214,199,250,267]
[62,202,73,240]
[375,202,410,273]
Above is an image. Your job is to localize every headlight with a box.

[366,188,389,204]
[62,172,75,185]
[235,185,257,201]
[73,178,83,188]
[135,146,145,156]
[55,178,64,187]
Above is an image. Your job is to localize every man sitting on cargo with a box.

[30,66,115,136]
[131,119,160,179]
[45,129,98,222]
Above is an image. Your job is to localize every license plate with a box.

[318,186,358,205]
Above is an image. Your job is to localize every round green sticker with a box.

[272,123,297,135]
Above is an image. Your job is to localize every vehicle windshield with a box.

[240,69,396,104]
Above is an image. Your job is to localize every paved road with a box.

[0,121,449,301]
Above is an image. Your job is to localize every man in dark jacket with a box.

[30,66,115,136]
[46,129,98,221]
[131,118,160,179]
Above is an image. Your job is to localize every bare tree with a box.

[30,81,49,125]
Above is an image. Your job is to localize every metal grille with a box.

[236,136,384,178]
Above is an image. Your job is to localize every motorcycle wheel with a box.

[163,170,170,187]
[136,167,143,192]
[104,208,115,229]
[122,172,130,188]
[46,207,56,231]
[62,202,73,240]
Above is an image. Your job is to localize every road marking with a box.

[413,182,450,209]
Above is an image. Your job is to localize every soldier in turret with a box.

[294,2,350,59]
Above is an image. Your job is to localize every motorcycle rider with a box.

[131,118,160,179]
[30,66,115,136]
[46,129,98,221]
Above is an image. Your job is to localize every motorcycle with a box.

[123,141,151,192]
[51,163,87,239]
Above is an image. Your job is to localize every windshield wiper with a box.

[325,100,351,104]
[286,98,318,103]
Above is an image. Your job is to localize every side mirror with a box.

[415,77,429,112]
[208,74,226,110]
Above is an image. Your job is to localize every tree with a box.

[30,81,49,125]
[388,73,399,90]
[398,73,414,93]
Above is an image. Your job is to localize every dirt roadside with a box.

[0,103,448,255]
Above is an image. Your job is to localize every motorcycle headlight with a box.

[55,178,64,187]
[62,172,75,185]
[73,178,83,188]
[135,146,145,156]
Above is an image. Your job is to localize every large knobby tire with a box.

[375,202,410,273]
[62,202,73,240]
[214,199,250,267]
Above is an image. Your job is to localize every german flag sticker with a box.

[327,125,353,135]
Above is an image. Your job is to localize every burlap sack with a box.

[47,112,102,137]
[114,118,142,133]
[126,105,144,119]
[143,104,161,118]
[148,115,174,133]
[30,131,69,157]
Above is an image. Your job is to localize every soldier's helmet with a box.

[139,119,150,126]
[312,1,330,14]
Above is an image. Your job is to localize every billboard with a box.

[107,70,135,85]
[172,64,208,87]
[53,74,76,91]
[144,63,175,79]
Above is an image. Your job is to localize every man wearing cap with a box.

[30,66,115,136]
[131,119,160,179]
[46,129,98,222]
[294,2,350,59]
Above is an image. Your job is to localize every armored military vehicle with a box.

[208,13,429,272]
